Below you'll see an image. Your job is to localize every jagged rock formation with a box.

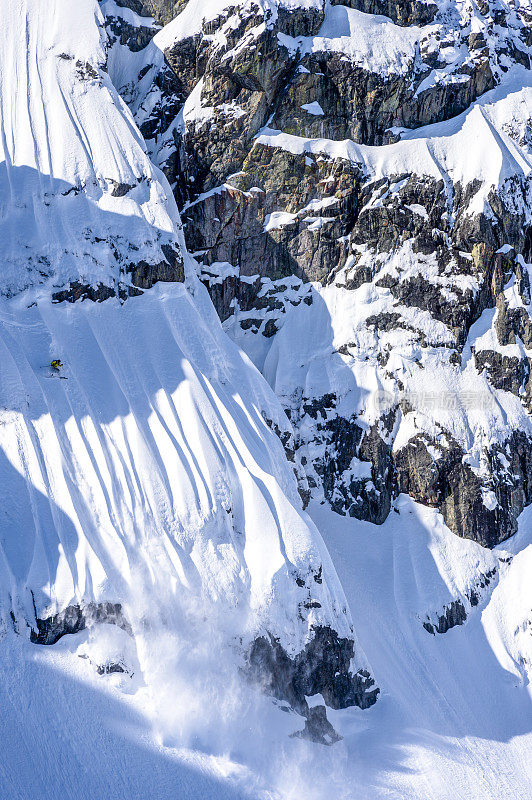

[421,563,498,634]
[101,0,532,548]
[247,625,378,713]
[30,602,132,646]
[291,703,342,745]
[422,600,468,635]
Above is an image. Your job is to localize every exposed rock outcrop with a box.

[30,602,132,646]
[101,0,532,547]
[247,625,379,715]
[423,600,467,635]
[331,0,438,27]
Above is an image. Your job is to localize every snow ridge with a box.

[0,0,369,702]
[0,0,182,297]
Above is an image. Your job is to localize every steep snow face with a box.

[0,0,374,700]
[0,495,530,800]
[308,497,532,800]
[0,0,183,298]
[0,283,353,655]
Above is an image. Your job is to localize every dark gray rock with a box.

[423,600,467,635]
[96,661,128,675]
[128,244,185,288]
[395,431,532,548]
[273,50,494,146]
[114,0,188,26]
[31,601,132,645]
[330,0,438,26]
[467,567,497,607]
[474,349,530,397]
[291,704,342,745]
[52,281,118,304]
[105,13,156,51]
[247,625,379,715]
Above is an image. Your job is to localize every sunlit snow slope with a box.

[0,1,359,674]
[0,284,353,648]
[0,0,182,296]
[0,2,531,799]
[0,4,383,792]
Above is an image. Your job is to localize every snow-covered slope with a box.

[1,496,530,800]
[0,283,352,653]
[0,0,183,298]
[0,0,531,798]
[0,0,378,763]
[309,497,532,800]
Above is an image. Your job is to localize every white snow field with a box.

[0,0,354,651]
[0,281,358,648]
[0,0,530,798]
[0,494,530,800]
[310,498,532,800]
[0,0,183,297]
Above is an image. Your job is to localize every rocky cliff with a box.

[0,3,531,796]
[102,0,532,548]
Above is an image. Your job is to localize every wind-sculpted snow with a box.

[0,0,183,297]
[0,0,379,747]
[0,0,531,797]
[0,281,356,655]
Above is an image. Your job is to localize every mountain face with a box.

[0,0,378,742]
[102,0,532,550]
[0,1,531,799]
[0,0,186,299]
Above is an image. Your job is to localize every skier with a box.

[50,359,63,371]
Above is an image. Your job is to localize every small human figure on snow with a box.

[50,359,63,371]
